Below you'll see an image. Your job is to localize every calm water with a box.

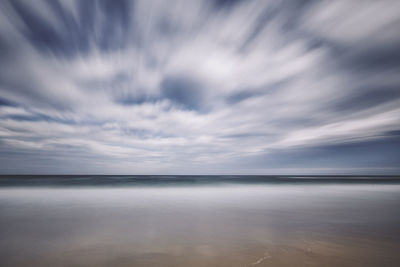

[1,176,400,266]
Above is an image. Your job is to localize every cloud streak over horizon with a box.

[0,0,400,174]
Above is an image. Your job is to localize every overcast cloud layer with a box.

[0,0,400,174]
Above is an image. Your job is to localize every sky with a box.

[0,0,399,175]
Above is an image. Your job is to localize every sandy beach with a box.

[1,182,400,266]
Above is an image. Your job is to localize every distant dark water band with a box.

[0,175,400,187]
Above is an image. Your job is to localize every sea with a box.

[1,175,400,266]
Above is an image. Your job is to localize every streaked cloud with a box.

[0,0,399,174]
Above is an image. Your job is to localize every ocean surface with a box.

[1,175,400,266]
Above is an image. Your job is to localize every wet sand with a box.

[1,184,400,266]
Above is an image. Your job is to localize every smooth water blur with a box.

[1,178,400,266]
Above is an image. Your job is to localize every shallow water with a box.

[1,177,400,266]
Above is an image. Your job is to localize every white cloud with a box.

[0,0,399,173]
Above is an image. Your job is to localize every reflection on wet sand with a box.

[1,184,400,266]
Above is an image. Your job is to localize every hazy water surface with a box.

[1,176,400,266]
